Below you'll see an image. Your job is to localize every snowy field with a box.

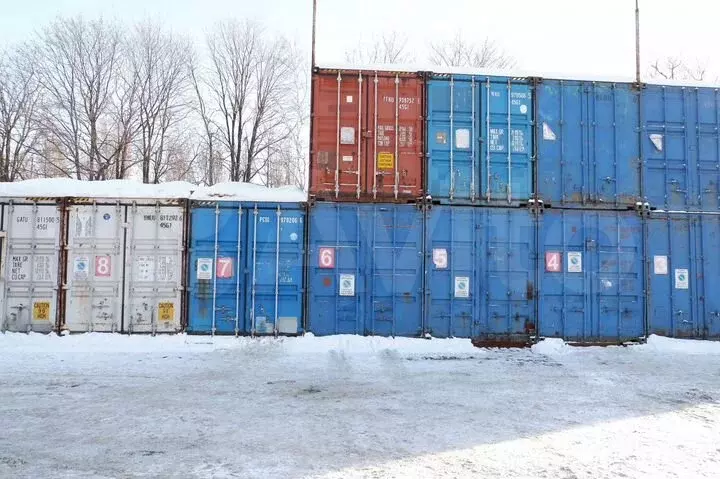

[1,334,719,478]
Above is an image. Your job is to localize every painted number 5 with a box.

[319,247,335,269]
[95,255,111,277]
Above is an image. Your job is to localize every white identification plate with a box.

[567,252,582,273]
[339,274,355,296]
[196,258,213,280]
[675,269,689,290]
[433,248,448,269]
[73,256,89,280]
[654,255,668,275]
[454,276,470,298]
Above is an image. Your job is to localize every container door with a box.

[245,204,305,335]
[65,204,124,332]
[426,77,479,202]
[187,203,244,335]
[366,74,424,199]
[646,215,698,338]
[696,215,720,338]
[1,202,60,333]
[539,210,643,343]
[367,205,423,337]
[124,204,184,334]
[424,206,478,338]
[695,89,720,211]
[537,81,584,206]
[308,204,364,335]
[311,72,363,199]
[642,86,693,210]
[479,209,536,341]
[589,83,641,206]
[480,78,533,203]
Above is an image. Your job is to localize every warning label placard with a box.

[377,153,394,170]
[33,301,50,321]
[158,302,174,322]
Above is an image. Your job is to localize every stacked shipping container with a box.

[3,67,720,343]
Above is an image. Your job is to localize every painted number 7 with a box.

[216,258,233,279]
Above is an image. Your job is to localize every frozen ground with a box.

[1,334,719,479]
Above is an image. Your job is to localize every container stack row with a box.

[2,67,720,343]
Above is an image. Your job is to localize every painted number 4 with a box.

[319,248,335,269]
[95,255,111,277]
[545,252,561,273]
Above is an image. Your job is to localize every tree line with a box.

[1,18,710,187]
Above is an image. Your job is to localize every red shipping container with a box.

[310,68,425,201]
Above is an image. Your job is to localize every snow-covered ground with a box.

[1,334,719,478]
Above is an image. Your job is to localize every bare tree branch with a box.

[428,34,515,69]
[345,32,414,64]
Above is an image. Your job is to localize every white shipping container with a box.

[63,201,184,333]
[0,201,61,332]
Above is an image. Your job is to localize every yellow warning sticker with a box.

[158,302,175,322]
[377,153,394,170]
[33,302,50,321]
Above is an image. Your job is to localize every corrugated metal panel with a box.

[64,201,185,333]
[0,200,61,332]
[425,206,535,340]
[426,75,533,204]
[123,204,184,333]
[187,201,305,335]
[646,212,720,339]
[64,203,125,332]
[642,85,720,211]
[307,203,423,337]
[537,80,641,208]
[310,70,425,201]
[537,209,644,343]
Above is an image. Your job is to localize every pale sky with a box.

[0,0,718,79]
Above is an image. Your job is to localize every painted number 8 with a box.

[319,248,335,269]
[95,255,111,277]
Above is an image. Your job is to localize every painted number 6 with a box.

[319,247,335,269]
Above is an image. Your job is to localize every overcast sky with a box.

[1,0,718,79]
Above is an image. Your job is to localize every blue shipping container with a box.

[425,206,536,340]
[187,201,305,335]
[646,212,720,339]
[426,75,533,204]
[642,84,720,211]
[307,203,423,337]
[537,80,641,208]
[537,209,644,343]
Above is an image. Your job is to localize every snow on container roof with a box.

[317,62,720,88]
[0,179,308,202]
[190,182,307,203]
[0,178,196,199]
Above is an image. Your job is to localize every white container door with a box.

[65,204,124,332]
[124,204,184,333]
[1,202,60,332]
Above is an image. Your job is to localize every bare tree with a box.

[428,34,515,69]
[649,57,712,82]
[190,53,222,185]
[130,21,193,183]
[199,20,305,184]
[345,32,414,64]
[0,44,42,181]
[35,16,124,180]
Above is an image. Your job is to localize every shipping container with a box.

[424,206,536,341]
[537,209,644,343]
[310,68,425,201]
[63,200,186,333]
[426,74,533,204]
[642,84,720,211]
[536,80,641,208]
[307,203,423,336]
[0,199,62,332]
[646,212,720,339]
[187,201,305,335]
